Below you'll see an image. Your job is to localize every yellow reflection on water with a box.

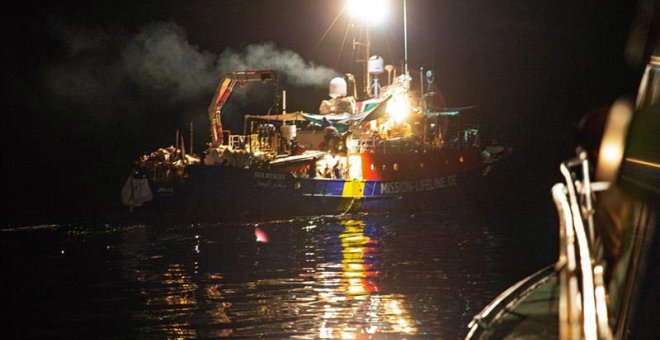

[140,263,198,338]
[146,264,197,308]
[316,219,417,339]
[123,218,418,338]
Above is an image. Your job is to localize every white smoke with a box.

[47,22,338,108]
[44,26,128,113]
[217,42,338,87]
[122,22,337,101]
[122,23,217,102]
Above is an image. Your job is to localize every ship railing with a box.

[228,134,260,152]
[350,131,379,153]
[554,150,613,340]
[365,136,421,154]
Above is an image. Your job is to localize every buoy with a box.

[255,227,269,243]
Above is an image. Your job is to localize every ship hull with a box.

[145,163,482,220]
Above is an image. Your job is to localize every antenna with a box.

[190,121,194,155]
[403,0,409,88]
[384,64,394,85]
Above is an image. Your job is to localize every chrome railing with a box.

[553,150,613,340]
[465,265,555,339]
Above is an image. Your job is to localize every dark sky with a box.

[2,0,641,224]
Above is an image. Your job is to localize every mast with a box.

[365,27,371,98]
[404,0,409,85]
[352,22,371,99]
[348,0,387,99]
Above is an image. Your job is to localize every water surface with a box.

[2,209,541,338]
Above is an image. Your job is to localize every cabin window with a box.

[393,163,399,171]
[382,164,387,171]
[370,163,375,171]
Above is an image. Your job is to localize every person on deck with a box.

[319,126,341,154]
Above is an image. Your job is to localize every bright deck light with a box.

[347,0,388,25]
[348,154,363,179]
[387,92,410,122]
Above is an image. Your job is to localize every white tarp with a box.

[121,176,153,210]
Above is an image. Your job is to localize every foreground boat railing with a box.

[466,149,615,339]
[554,150,613,340]
[464,265,555,339]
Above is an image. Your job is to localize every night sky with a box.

[2,0,640,224]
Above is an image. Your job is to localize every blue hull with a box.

[146,164,481,220]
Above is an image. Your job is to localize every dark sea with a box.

[2,161,557,339]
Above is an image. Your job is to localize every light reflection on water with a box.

[2,211,529,338]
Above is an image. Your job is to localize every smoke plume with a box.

[217,42,338,87]
[122,23,217,102]
[46,22,338,111]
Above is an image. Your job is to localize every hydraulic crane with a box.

[208,70,278,147]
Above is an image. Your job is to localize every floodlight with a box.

[347,0,388,25]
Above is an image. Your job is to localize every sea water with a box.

[2,206,550,338]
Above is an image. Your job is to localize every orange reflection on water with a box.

[205,280,233,324]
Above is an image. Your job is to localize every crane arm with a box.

[208,70,277,146]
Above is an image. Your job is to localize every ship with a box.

[464,55,660,339]
[121,5,509,220]
[121,69,505,219]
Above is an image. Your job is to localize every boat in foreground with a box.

[466,56,660,339]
